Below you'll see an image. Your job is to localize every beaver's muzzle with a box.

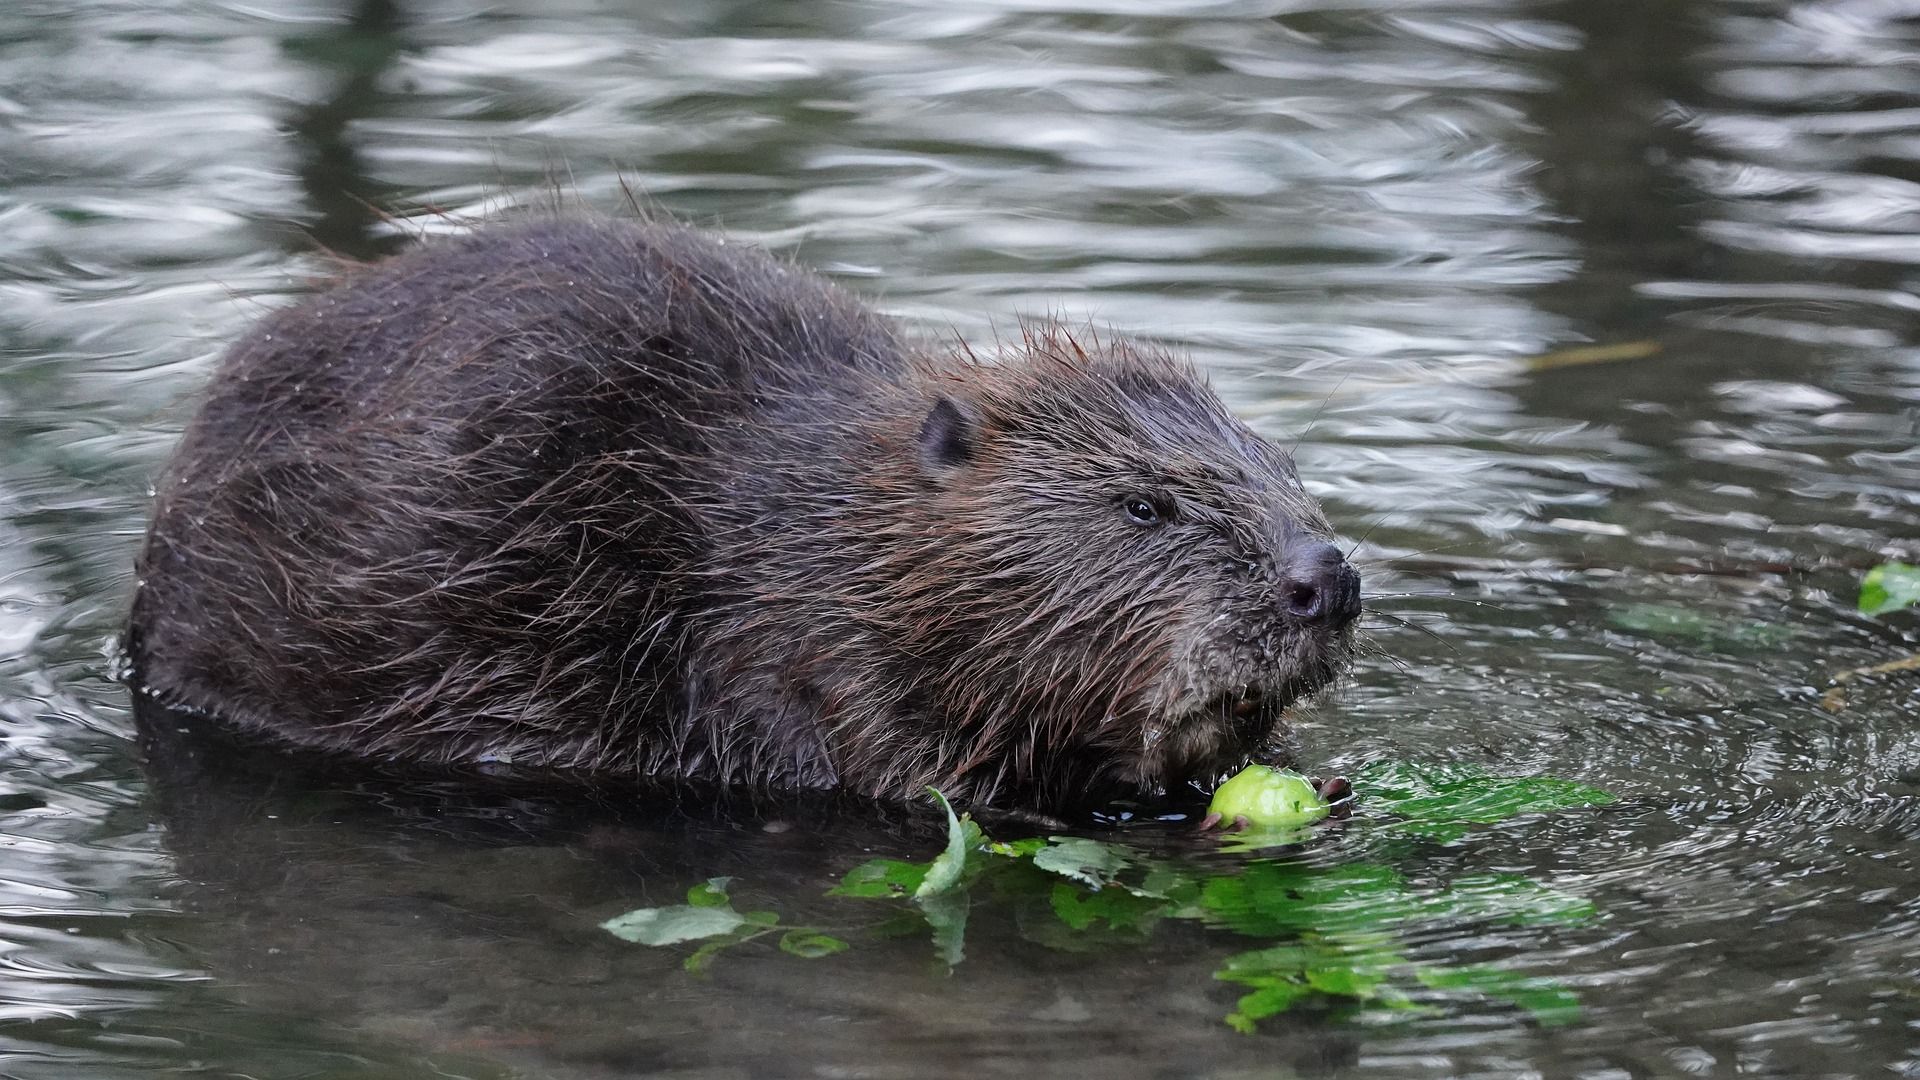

[1277,539,1362,629]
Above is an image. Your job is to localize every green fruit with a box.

[1208,765,1330,828]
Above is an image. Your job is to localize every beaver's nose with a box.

[1278,540,1362,628]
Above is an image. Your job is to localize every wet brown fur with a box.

[129,219,1353,814]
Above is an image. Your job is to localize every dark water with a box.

[3,0,1918,1076]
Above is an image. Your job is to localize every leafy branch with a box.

[600,766,1614,1030]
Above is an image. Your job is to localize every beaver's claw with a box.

[1312,775,1354,819]
[1194,811,1252,833]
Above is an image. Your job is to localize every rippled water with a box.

[2,0,1918,1076]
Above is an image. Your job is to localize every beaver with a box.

[127,219,1361,816]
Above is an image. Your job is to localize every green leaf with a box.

[1197,858,1595,940]
[1200,862,1426,938]
[1303,965,1387,999]
[1129,864,1200,903]
[866,910,932,940]
[1608,602,1793,648]
[1047,882,1164,934]
[1223,981,1314,1032]
[1031,837,1132,889]
[919,889,969,968]
[915,789,971,899]
[778,930,849,958]
[1444,873,1597,927]
[1415,965,1582,1026]
[683,933,745,974]
[1355,761,1615,840]
[601,905,747,945]
[1214,937,1409,1030]
[1216,942,1320,982]
[1607,602,1716,639]
[686,877,733,908]
[1862,561,1920,616]
[829,858,929,899]
[987,837,1048,859]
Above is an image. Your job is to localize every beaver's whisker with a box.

[1363,593,1493,610]
[1287,375,1350,456]
[1363,610,1459,652]
[1346,539,1482,567]
[1342,511,1400,559]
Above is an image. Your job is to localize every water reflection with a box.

[0,0,1915,1076]
[286,0,415,260]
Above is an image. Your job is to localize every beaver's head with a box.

[876,327,1360,812]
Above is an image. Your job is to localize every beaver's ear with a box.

[917,395,980,478]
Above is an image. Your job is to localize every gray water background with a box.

[1,0,1918,1076]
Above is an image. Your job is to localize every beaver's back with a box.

[131,220,906,775]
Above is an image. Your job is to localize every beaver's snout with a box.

[1130,528,1362,799]
[1278,540,1362,629]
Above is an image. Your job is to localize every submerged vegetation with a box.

[1860,561,1920,618]
[603,765,1615,1031]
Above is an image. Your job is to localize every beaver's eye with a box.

[1122,496,1163,526]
